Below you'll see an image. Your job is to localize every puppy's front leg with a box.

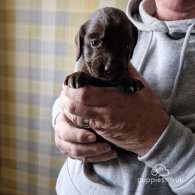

[118,77,144,93]
[65,71,119,88]
[65,71,91,88]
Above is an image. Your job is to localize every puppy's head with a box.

[75,7,138,81]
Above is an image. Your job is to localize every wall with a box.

[0,0,129,194]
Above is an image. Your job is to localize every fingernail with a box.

[110,151,118,158]
[87,135,96,142]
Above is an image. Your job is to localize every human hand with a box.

[54,111,118,162]
[61,65,170,156]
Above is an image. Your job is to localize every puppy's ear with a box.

[130,25,138,59]
[75,21,88,61]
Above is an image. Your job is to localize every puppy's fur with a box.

[65,7,143,185]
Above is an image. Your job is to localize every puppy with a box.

[64,7,144,185]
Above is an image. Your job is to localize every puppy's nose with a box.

[104,65,114,75]
[104,66,110,75]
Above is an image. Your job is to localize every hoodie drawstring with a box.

[167,23,195,113]
[138,32,153,74]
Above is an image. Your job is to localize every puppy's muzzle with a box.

[90,57,126,81]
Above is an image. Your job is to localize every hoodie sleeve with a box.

[138,115,195,194]
[52,98,60,129]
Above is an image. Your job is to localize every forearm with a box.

[139,115,195,194]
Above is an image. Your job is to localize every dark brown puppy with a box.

[65,7,144,185]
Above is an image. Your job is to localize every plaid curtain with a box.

[0,0,129,194]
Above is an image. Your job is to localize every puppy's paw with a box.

[120,79,144,93]
[127,79,144,93]
[64,72,89,88]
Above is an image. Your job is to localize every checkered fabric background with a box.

[0,0,129,194]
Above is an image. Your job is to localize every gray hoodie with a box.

[53,0,195,194]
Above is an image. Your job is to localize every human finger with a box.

[60,93,105,119]
[55,112,96,143]
[63,109,104,131]
[55,135,112,158]
[63,85,120,106]
[84,149,118,162]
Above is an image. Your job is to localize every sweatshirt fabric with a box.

[53,0,195,194]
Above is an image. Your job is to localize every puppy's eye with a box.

[91,40,101,48]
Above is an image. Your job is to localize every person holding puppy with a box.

[52,0,195,194]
